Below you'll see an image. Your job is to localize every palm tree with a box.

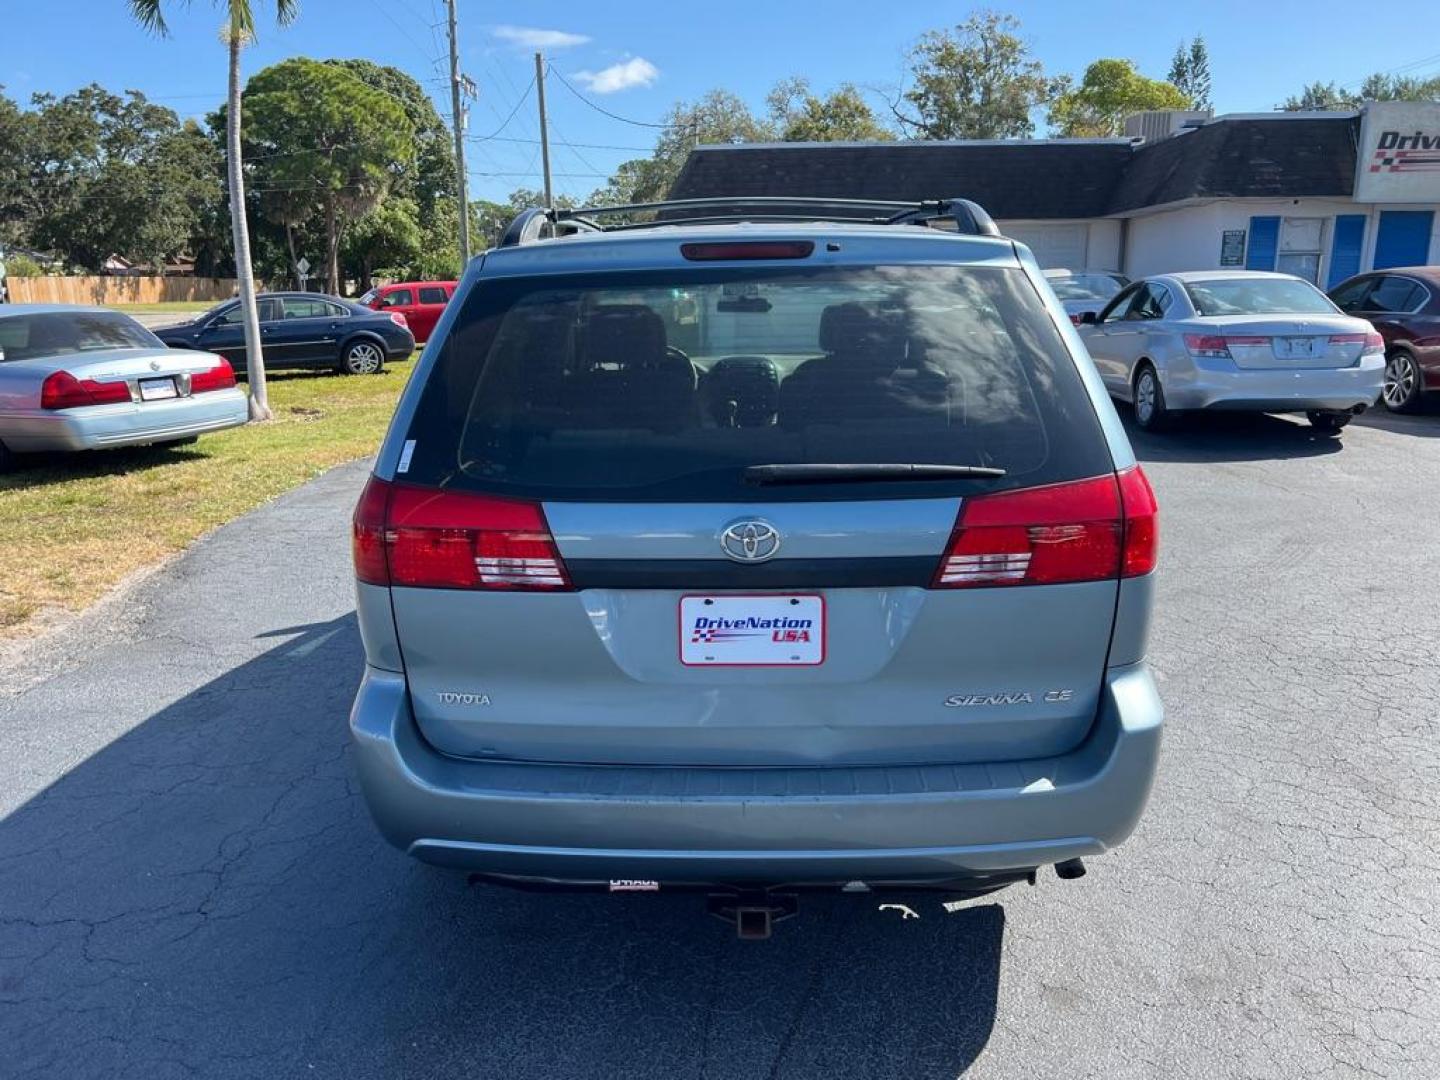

[127,0,298,421]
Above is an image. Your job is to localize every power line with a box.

[549,68,689,131]
[467,134,653,153]
[361,0,446,72]
[468,170,609,179]
[470,74,536,141]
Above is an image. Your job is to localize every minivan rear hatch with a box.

[371,250,1149,767]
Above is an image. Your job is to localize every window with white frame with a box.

[1276,217,1325,283]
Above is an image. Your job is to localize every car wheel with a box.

[1381,350,1422,412]
[340,339,385,375]
[1306,410,1351,435]
[1132,364,1172,431]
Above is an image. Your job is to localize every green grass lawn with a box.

[0,357,414,635]
[110,301,214,313]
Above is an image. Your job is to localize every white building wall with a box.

[995,219,1123,270]
[1123,198,1440,280]
[1087,219,1123,271]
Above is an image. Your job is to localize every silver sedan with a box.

[1078,271,1385,434]
[0,305,248,471]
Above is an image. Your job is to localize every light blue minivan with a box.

[349,197,1163,936]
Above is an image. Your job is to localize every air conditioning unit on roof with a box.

[1123,110,1212,144]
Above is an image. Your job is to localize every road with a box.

[2,409,1437,1079]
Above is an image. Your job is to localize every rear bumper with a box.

[0,389,248,451]
[1165,355,1384,413]
[349,661,1164,884]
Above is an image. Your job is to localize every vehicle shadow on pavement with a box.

[1121,409,1348,463]
[1352,398,1440,438]
[0,615,1004,1080]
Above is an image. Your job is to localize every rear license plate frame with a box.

[1275,336,1321,360]
[138,377,178,401]
[679,593,826,667]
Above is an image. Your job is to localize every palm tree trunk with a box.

[285,222,299,289]
[227,27,271,421]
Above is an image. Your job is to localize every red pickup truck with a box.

[359,280,457,344]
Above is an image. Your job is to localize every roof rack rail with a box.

[496,196,1001,247]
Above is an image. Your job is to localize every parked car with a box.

[358,280,457,343]
[0,305,246,471]
[1078,270,1385,433]
[154,292,415,376]
[1328,267,1440,412]
[347,197,1163,935]
[1043,268,1129,324]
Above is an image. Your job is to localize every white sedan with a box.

[1078,271,1385,434]
[0,305,248,471]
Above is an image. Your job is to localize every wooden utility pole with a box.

[535,52,553,207]
[447,0,471,264]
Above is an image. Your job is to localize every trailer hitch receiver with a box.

[707,891,799,940]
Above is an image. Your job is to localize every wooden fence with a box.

[6,276,245,306]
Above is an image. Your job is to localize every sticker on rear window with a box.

[397,439,416,474]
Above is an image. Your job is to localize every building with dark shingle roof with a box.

[669,102,1440,287]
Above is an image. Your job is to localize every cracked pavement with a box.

[2,409,1438,1078]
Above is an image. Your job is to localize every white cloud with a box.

[571,57,660,94]
[492,25,590,49]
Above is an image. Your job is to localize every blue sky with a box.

[4,0,1440,203]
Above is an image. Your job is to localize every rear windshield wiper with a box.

[743,463,1006,485]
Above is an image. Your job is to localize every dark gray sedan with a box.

[0,305,247,471]
[154,292,416,375]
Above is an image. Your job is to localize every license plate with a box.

[138,377,177,401]
[1275,337,1320,360]
[680,594,825,666]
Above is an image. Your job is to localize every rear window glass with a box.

[1048,273,1126,302]
[281,297,335,319]
[400,265,1112,502]
[1186,277,1337,316]
[0,312,160,362]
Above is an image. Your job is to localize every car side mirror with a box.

[1079,311,1098,325]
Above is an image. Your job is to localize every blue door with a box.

[1245,216,1280,271]
[1373,211,1434,270]
[1327,215,1367,288]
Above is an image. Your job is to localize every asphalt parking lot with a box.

[2,407,1438,1079]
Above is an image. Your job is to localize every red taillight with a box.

[40,371,131,409]
[190,358,236,393]
[388,312,408,328]
[1182,334,1230,359]
[1117,466,1159,577]
[353,475,392,586]
[680,241,815,261]
[1329,331,1385,354]
[351,477,571,591]
[1183,334,1272,359]
[932,468,1157,588]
